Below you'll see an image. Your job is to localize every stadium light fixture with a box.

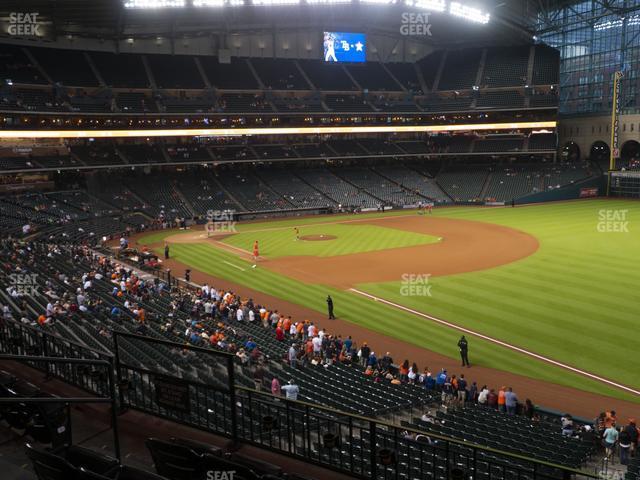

[449,2,490,24]
[360,0,397,4]
[124,0,185,8]
[593,18,623,31]
[0,121,556,139]
[193,0,225,5]
[307,0,351,4]
[252,0,300,5]
[405,0,446,12]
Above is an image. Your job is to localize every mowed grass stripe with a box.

[357,199,640,396]
[428,273,636,322]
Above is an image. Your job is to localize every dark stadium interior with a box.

[1,1,639,480]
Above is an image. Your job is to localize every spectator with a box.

[595,412,607,437]
[271,377,281,397]
[523,399,537,420]
[477,385,489,405]
[487,389,498,409]
[424,372,435,391]
[344,335,353,352]
[288,343,297,368]
[619,427,631,465]
[380,352,393,370]
[245,338,257,351]
[605,410,617,428]
[359,343,370,367]
[436,369,447,390]
[457,374,467,404]
[602,424,619,459]
[312,334,322,356]
[367,351,378,369]
[253,363,265,391]
[399,359,409,382]
[442,376,454,404]
[504,387,518,415]
[468,381,478,403]
[408,362,418,384]
[624,419,638,456]
[497,386,506,412]
[561,414,574,437]
[275,324,284,341]
[281,380,299,400]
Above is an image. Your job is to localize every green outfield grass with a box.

[139,199,640,403]
[221,223,439,258]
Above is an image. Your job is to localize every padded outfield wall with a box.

[515,175,606,205]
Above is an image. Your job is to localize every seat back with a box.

[63,445,119,474]
[169,437,222,457]
[25,443,77,480]
[79,465,169,480]
[145,438,203,480]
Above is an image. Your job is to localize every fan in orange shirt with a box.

[282,316,292,333]
[295,322,304,339]
[498,387,506,412]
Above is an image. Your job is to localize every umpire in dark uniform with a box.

[327,295,335,319]
[458,335,470,367]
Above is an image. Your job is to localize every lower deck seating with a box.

[256,168,335,208]
[215,170,292,211]
[296,168,379,208]
[373,164,449,203]
[436,166,488,202]
[483,166,543,201]
[126,175,193,219]
[333,166,423,206]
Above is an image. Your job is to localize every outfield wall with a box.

[515,175,606,205]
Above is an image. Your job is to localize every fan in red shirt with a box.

[275,325,284,342]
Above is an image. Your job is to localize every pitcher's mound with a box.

[300,234,337,241]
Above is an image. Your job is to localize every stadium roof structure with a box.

[0,0,545,48]
[533,0,640,35]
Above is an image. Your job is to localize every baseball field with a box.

[136,199,640,408]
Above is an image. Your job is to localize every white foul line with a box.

[349,288,640,397]
[223,261,246,272]
[214,240,253,256]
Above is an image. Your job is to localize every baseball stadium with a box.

[0,1,639,480]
